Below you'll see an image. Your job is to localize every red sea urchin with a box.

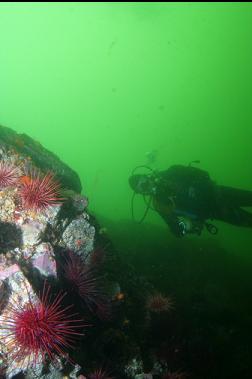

[63,251,100,307]
[146,293,174,313]
[162,371,187,379]
[0,161,21,188]
[88,368,113,379]
[0,282,84,366]
[62,251,111,319]
[19,171,63,211]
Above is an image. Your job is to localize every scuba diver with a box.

[129,163,252,237]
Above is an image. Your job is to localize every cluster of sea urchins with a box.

[0,160,63,211]
[0,161,81,368]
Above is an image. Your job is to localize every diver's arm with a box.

[159,212,186,238]
[152,197,185,237]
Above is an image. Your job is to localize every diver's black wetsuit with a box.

[153,165,252,237]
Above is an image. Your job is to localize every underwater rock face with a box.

[0,124,82,193]
[0,222,23,253]
[0,126,93,378]
[61,214,95,259]
[0,125,162,379]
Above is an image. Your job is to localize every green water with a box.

[0,2,252,253]
[1,3,252,378]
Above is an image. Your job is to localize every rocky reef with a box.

[0,125,180,379]
[0,125,95,378]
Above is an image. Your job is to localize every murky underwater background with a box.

[0,3,252,378]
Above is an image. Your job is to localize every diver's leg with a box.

[218,186,252,207]
[216,207,252,227]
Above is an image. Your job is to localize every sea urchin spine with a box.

[19,171,63,211]
[0,282,84,366]
[146,293,174,313]
[0,161,21,188]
